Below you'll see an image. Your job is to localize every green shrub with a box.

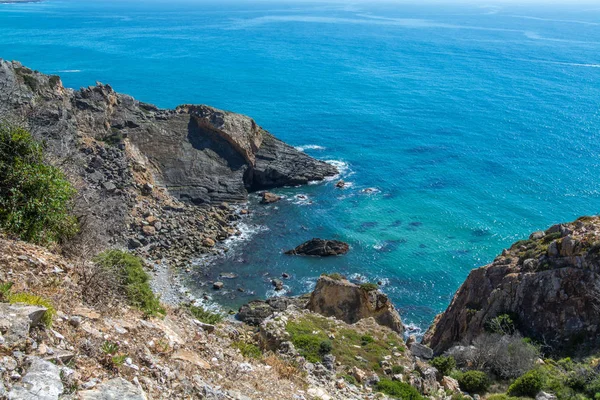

[486,395,509,400]
[508,370,544,397]
[188,305,223,324]
[0,124,78,244]
[48,75,60,88]
[392,365,405,374]
[375,378,425,399]
[94,250,165,317]
[342,374,357,385]
[360,282,379,292]
[8,292,55,327]
[431,356,456,376]
[0,281,12,301]
[319,340,333,355]
[361,335,374,345]
[486,314,516,335]
[232,341,262,359]
[458,370,489,394]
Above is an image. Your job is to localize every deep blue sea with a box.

[2,0,599,334]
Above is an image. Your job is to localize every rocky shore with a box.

[2,59,600,400]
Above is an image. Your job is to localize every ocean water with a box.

[2,0,599,333]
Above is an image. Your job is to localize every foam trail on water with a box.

[295,144,326,152]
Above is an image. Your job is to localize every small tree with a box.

[0,124,77,244]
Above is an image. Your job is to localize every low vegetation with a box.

[457,370,489,394]
[285,314,404,374]
[0,124,77,244]
[7,291,56,327]
[375,379,425,399]
[188,304,224,324]
[232,341,262,359]
[93,250,165,317]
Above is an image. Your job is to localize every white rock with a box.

[78,378,147,400]
[8,357,64,400]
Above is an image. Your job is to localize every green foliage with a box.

[508,370,544,397]
[431,356,456,377]
[48,75,60,88]
[0,124,78,244]
[361,335,374,345]
[94,250,165,317]
[111,354,127,366]
[375,378,425,399]
[391,365,405,374]
[322,273,345,280]
[360,282,379,292]
[486,314,517,335]
[458,370,489,394]
[22,74,38,91]
[188,305,223,324]
[285,314,402,369]
[0,281,13,301]
[342,374,357,385]
[8,292,55,327]
[101,341,119,355]
[232,341,262,359]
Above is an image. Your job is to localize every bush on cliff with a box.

[431,355,456,377]
[457,370,489,394]
[376,379,424,399]
[188,304,224,325]
[508,370,543,397]
[0,124,77,244]
[449,333,540,379]
[94,250,165,317]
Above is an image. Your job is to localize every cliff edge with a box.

[423,216,600,355]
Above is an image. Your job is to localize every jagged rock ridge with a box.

[423,216,600,355]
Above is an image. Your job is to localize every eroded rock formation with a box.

[423,216,600,355]
[307,275,404,335]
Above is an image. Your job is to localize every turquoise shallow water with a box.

[1,0,600,333]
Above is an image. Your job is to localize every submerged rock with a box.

[285,238,349,257]
[307,275,404,335]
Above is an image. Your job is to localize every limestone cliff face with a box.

[423,216,600,355]
[0,59,336,206]
[307,276,404,335]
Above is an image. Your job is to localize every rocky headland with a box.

[1,59,600,400]
[423,217,600,356]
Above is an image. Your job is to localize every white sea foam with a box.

[403,322,424,339]
[57,69,82,73]
[348,273,367,282]
[222,222,269,249]
[290,194,313,206]
[294,144,326,152]
[265,285,290,298]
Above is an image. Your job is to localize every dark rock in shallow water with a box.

[285,238,349,257]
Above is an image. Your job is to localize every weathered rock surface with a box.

[78,378,147,400]
[0,59,336,253]
[285,239,350,257]
[260,192,281,204]
[0,304,47,347]
[8,357,63,400]
[424,216,600,355]
[237,295,310,326]
[307,276,404,335]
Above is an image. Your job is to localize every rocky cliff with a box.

[0,60,336,252]
[423,216,600,355]
[307,276,405,335]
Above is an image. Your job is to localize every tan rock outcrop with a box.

[307,276,404,335]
